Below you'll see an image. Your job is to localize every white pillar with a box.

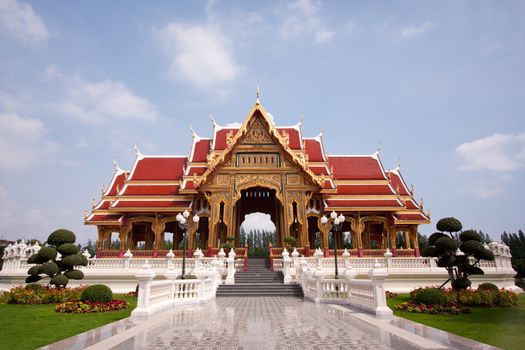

[282,248,291,284]
[124,249,133,269]
[225,249,236,285]
[383,248,393,269]
[132,260,157,317]
[368,260,393,319]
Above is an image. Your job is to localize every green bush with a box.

[37,246,57,261]
[50,274,69,287]
[81,284,113,303]
[428,232,446,245]
[47,229,76,246]
[40,262,59,276]
[460,230,481,242]
[477,282,499,292]
[452,277,471,290]
[435,236,458,252]
[27,265,40,276]
[460,240,485,255]
[413,288,448,306]
[62,254,83,266]
[57,243,80,255]
[176,274,198,279]
[25,275,42,283]
[64,269,84,280]
[436,217,463,233]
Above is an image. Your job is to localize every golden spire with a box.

[256,85,260,105]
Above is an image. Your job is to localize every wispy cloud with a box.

[0,0,50,46]
[0,111,57,171]
[279,0,334,44]
[160,23,239,88]
[456,132,525,172]
[58,79,159,124]
[400,21,431,39]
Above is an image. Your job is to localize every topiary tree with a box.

[26,229,88,288]
[422,217,494,291]
[81,284,113,303]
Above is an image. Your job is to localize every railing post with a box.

[315,248,324,271]
[282,248,291,284]
[291,247,300,267]
[132,260,156,317]
[383,248,393,269]
[124,249,133,269]
[244,243,248,272]
[269,243,274,272]
[218,248,226,275]
[225,249,236,285]
[315,274,323,303]
[342,248,356,279]
[194,248,202,271]
[368,260,393,319]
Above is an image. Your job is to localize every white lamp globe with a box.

[320,216,328,224]
[330,211,337,220]
[179,217,187,225]
[183,210,190,218]
[193,214,200,223]
[176,213,183,222]
[334,218,340,225]
[338,214,345,222]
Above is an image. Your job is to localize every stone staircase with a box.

[216,257,303,297]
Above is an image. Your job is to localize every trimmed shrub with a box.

[57,243,80,255]
[422,246,437,257]
[64,269,84,280]
[460,241,485,255]
[25,275,42,283]
[40,262,59,276]
[474,248,494,261]
[428,232,446,245]
[460,230,481,242]
[50,274,69,287]
[27,266,40,276]
[27,254,38,264]
[80,255,89,266]
[176,274,198,279]
[62,254,83,266]
[47,229,76,246]
[436,217,462,233]
[477,282,499,292]
[81,284,113,303]
[435,236,458,252]
[452,277,471,290]
[437,255,456,268]
[37,246,57,261]
[413,288,448,306]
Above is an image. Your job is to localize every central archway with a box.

[239,212,276,256]
[233,186,284,252]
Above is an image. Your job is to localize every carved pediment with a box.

[241,116,274,145]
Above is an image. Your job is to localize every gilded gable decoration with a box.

[241,117,274,145]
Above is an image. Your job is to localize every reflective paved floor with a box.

[43,297,499,350]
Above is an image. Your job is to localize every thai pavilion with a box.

[85,93,430,259]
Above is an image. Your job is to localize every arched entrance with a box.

[239,212,276,256]
[233,186,284,251]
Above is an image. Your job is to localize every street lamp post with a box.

[176,210,200,279]
[321,211,345,279]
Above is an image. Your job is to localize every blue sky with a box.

[0,0,524,244]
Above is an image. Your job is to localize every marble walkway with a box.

[42,297,498,350]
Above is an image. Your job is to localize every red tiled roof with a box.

[388,171,410,195]
[277,128,302,149]
[113,200,192,208]
[304,139,325,162]
[186,166,206,176]
[105,172,127,196]
[214,128,238,150]
[191,139,211,162]
[336,184,396,195]
[87,215,123,223]
[310,166,329,175]
[325,199,402,208]
[95,200,111,210]
[394,213,429,221]
[129,157,186,181]
[328,156,387,180]
[405,199,419,210]
[121,185,180,196]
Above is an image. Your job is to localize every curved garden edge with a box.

[387,293,525,350]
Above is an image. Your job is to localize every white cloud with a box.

[0,111,56,171]
[160,23,239,88]
[241,212,276,233]
[44,64,63,80]
[0,0,50,45]
[58,79,159,123]
[279,0,334,44]
[456,132,525,172]
[470,181,502,199]
[400,21,431,39]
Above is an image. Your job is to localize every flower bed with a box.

[55,299,129,314]
[395,287,519,315]
[0,286,85,305]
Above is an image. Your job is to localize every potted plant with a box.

[283,236,296,249]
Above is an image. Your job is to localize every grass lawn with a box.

[0,294,137,350]
[387,293,525,350]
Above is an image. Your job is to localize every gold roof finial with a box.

[256,85,260,105]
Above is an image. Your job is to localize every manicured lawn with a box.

[387,293,525,350]
[0,295,137,350]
